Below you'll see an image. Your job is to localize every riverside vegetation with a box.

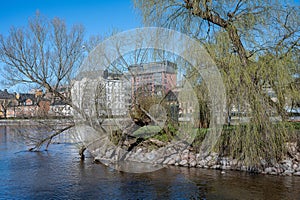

[105,122,300,176]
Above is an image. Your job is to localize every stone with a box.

[295,153,300,162]
[260,159,267,167]
[236,161,244,168]
[286,142,297,155]
[211,152,219,158]
[205,155,212,162]
[265,167,273,173]
[181,153,189,160]
[179,159,188,166]
[265,167,278,174]
[163,157,172,165]
[105,149,114,158]
[189,160,197,167]
[283,169,294,176]
[168,158,176,165]
[156,158,164,164]
[146,152,156,161]
[135,152,146,161]
[211,165,220,169]
[167,148,177,155]
[230,159,238,166]
[292,164,298,170]
[136,148,143,154]
[281,159,292,166]
[294,171,300,176]
[170,153,177,159]
[277,167,284,174]
[211,165,217,169]
[281,159,293,171]
[189,153,196,160]
[182,149,189,154]
[241,166,247,171]
[124,152,132,160]
[198,160,206,167]
[283,164,291,171]
[207,159,217,167]
[270,159,278,166]
[280,164,287,171]
[175,155,181,162]
[221,165,231,170]
[220,158,228,166]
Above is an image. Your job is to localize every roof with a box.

[0,89,15,99]
[128,61,177,75]
[16,93,36,103]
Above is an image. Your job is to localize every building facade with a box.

[105,77,130,116]
[72,70,130,118]
[129,61,177,97]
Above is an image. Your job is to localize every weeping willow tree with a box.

[134,0,300,166]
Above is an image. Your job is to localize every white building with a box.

[105,77,130,116]
[72,70,130,118]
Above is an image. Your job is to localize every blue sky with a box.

[0,0,141,37]
[0,0,141,91]
[0,0,299,92]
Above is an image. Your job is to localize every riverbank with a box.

[94,140,300,176]
[162,142,300,176]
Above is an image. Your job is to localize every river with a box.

[0,125,300,200]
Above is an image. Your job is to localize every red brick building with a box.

[129,61,177,97]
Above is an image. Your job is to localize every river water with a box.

[1,125,300,200]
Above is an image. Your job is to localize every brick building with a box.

[129,61,177,97]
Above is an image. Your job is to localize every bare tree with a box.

[0,99,12,119]
[0,12,85,153]
[0,12,84,99]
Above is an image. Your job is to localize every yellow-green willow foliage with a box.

[204,31,296,165]
[134,0,300,166]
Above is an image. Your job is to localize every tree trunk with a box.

[79,145,87,160]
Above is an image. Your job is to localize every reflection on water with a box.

[1,125,300,200]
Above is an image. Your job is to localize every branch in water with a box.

[29,124,75,151]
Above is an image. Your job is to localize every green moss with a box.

[153,133,169,142]
[132,125,161,138]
